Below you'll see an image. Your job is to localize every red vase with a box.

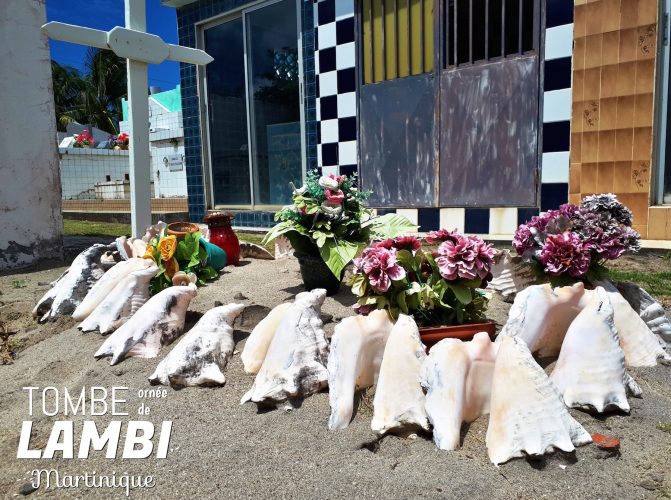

[203,212,240,266]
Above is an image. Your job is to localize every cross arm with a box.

[41,22,108,50]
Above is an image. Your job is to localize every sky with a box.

[46,0,180,90]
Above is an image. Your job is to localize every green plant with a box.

[347,230,495,327]
[143,230,218,295]
[263,170,417,278]
[11,280,26,289]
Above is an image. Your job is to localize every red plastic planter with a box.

[419,322,497,351]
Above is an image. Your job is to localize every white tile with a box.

[337,92,357,117]
[314,51,320,74]
[335,0,354,21]
[545,24,574,61]
[320,119,340,143]
[319,71,338,97]
[317,145,322,167]
[439,208,465,233]
[543,88,572,123]
[489,208,518,235]
[315,100,321,121]
[317,22,336,50]
[338,141,357,164]
[321,166,339,177]
[396,208,418,226]
[336,42,356,70]
[541,152,570,183]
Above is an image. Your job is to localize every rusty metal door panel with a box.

[439,56,539,207]
[359,74,437,207]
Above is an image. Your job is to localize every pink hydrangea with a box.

[435,234,495,281]
[540,232,591,277]
[353,247,406,293]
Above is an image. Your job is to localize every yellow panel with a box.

[410,0,422,75]
[384,0,397,79]
[424,0,434,72]
[372,0,384,82]
[362,0,373,84]
[397,1,410,78]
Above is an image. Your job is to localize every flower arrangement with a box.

[263,170,417,278]
[143,228,218,295]
[347,230,496,327]
[512,193,640,285]
[73,129,94,148]
[109,132,129,149]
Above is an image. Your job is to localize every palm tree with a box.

[52,48,128,135]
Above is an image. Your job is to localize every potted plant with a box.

[512,193,640,286]
[143,227,219,295]
[110,132,129,150]
[347,230,497,348]
[73,129,94,149]
[263,170,417,295]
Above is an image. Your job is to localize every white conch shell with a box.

[240,301,293,374]
[489,250,536,301]
[239,241,274,260]
[94,284,197,365]
[79,265,158,334]
[551,287,632,413]
[73,258,153,321]
[241,289,328,406]
[595,281,671,367]
[143,221,167,243]
[32,244,113,322]
[486,336,592,465]
[149,303,245,388]
[371,314,429,436]
[130,238,148,258]
[420,332,498,450]
[327,310,394,430]
[498,283,586,357]
[617,282,671,345]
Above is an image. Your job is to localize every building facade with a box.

[163,0,671,240]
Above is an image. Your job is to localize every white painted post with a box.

[41,2,213,239]
[125,0,151,237]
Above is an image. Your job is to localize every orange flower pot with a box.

[167,222,199,241]
[419,321,497,351]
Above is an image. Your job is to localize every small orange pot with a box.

[167,222,200,241]
[419,322,497,351]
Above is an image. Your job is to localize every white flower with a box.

[318,176,339,190]
[294,185,307,195]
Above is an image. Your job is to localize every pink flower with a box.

[374,239,394,249]
[353,247,406,293]
[540,232,591,277]
[325,189,345,203]
[353,303,376,315]
[393,235,421,252]
[425,229,459,245]
[512,224,535,255]
[435,234,494,281]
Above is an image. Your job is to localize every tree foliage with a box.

[51,48,128,134]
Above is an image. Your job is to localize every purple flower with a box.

[558,203,580,219]
[572,208,640,260]
[581,193,633,226]
[353,303,376,315]
[512,224,535,255]
[353,247,406,293]
[435,234,494,281]
[539,232,592,277]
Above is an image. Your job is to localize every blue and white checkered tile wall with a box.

[312,0,575,236]
[313,0,357,178]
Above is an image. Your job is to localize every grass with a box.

[606,269,671,302]
[64,219,131,238]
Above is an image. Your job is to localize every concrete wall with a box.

[0,0,63,270]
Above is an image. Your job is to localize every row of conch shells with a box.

[95,284,197,365]
[241,289,328,407]
[420,333,592,464]
[149,303,245,388]
[32,243,115,322]
[499,282,670,367]
[616,281,671,345]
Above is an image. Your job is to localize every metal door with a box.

[357,0,541,208]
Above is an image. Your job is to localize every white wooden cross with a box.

[42,0,213,237]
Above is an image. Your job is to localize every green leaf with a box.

[397,290,409,314]
[349,273,367,296]
[363,213,418,239]
[449,283,473,305]
[395,249,417,271]
[262,221,308,244]
[319,239,360,278]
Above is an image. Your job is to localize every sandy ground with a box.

[0,256,670,499]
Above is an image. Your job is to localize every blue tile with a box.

[418,208,440,232]
[464,208,490,234]
[517,207,540,225]
[540,183,569,211]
